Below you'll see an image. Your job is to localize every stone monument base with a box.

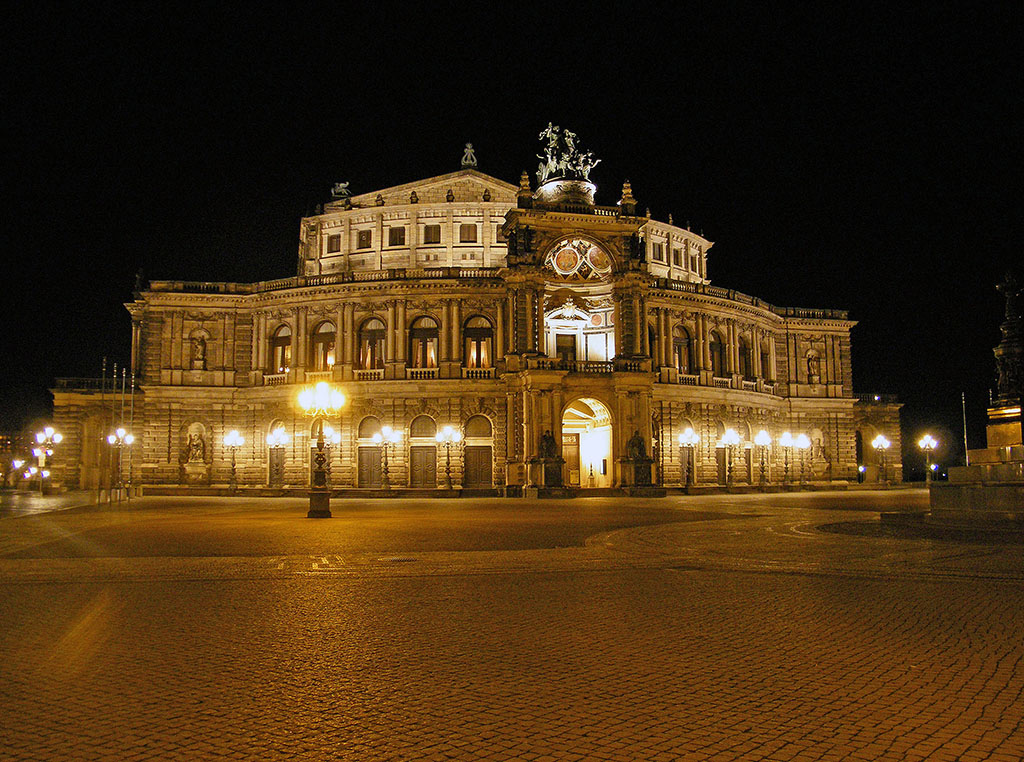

[307,490,332,518]
[929,444,1024,524]
[182,462,209,486]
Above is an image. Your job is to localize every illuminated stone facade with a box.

[52,140,902,492]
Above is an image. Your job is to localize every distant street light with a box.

[795,433,811,485]
[106,427,134,501]
[436,425,463,490]
[754,429,772,487]
[871,434,891,485]
[34,426,62,494]
[223,430,244,493]
[298,381,346,518]
[779,432,794,485]
[372,426,402,490]
[918,434,938,485]
[720,428,741,487]
[678,427,700,488]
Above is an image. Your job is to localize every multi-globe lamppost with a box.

[106,427,134,501]
[779,431,794,485]
[918,433,938,484]
[754,429,772,488]
[372,426,402,489]
[436,425,463,490]
[322,425,341,487]
[298,381,346,518]
[678,427,699,488]
[33,426,62,494]
[223,430,244,493]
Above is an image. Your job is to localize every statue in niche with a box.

[806,352,820,383]
[626,430,647,461]
[538,429,558,459]
[186,432,205,463]
[191,336,207,370]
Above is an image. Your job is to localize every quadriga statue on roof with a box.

[536,123,601,185]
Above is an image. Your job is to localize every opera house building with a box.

[51,127,901,494]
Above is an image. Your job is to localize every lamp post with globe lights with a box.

[754,429,772,487]
[106,427,134,501]
[720,428,741,487]
[297,381,346,517]
[678,427,699,488]
[779,432,794,485]
[33,426,62,494]
[795,433,811,485]
[322,425,341,487]
[371,426,402,489]
[436,425,463,490]
[871,434,891,485]
[918,434,938,484]
[223,430,244,493]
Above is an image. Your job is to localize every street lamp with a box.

[795,433,811,485]
[720,428,741,487]
[918,433,938,485]
[871,434,891,485]
[106,427,135,501]
[33,426,62,494]
[754,429,772,487]
[371,425,402,489]
[297,381,346,518]
[322,425,341,487]
[779,432,794,485]
[266,427,289,487]
[677,427,700,488]
[436,425,463,490]
[223,430,244,493]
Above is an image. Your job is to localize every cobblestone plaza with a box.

[2,490,1023,761]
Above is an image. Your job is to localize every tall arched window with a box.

[358,416,382,439]
[738,335,753,379]
[270,325,292,373]
[311,321,336,371]
[358,318,385,370]
[409,316,439,369]
[463,316,493,369]
[760,339,772,381]
[709,330,726,377]
[672,325,691,374]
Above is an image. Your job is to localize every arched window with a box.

[409,316,439,369]
[463,316,493,369]
[358,416,382,439]
[311,321,336,371]
[410,415,436,438]
[464,415,492,438]
[738,335,753,379]
[709,330,726,377]
[358,318,385,370]
[672,325,691,374]
[270,325,292,373]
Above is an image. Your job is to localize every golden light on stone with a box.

[298,381,346,417]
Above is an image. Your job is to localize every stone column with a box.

[343,304,355,366]
[385,302,395,363]
[440,300,450,362]
[397,300,407,363]
[452,299,462,363]
[753,327,763,378]
[495,299,505,359]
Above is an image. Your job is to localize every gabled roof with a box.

[327,169,518,209]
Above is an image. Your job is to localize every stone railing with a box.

[354,369,385,381]
[742,380,758,391]
[713,376,731,389]
[407,368,438,380]
[462,367,496,379]
[856,393,900,404]
[53,377,141,392]
[651,278,849,320]
[678,374,698,386]
[263,373,288,386]
[304,370,334,383]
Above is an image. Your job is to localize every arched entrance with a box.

[561,397,612,488]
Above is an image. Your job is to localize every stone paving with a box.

[1,490,1023,760]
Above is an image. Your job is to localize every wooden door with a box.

[716,447,728,485]
[463,446,493,488]
[269,447,285,486]
[410,446,436,488]
[561,434,580,486]
[358,446,382,488]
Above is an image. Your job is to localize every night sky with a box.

[3,6,1020,476]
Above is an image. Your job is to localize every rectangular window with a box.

[652,243,664,261]
[388,227,405,246]
[673,248,683,267]
[423,224,441,244]
[327,234,341,253]
[459,223,477,243]
[690,254,698,272]
[356,230,372,249]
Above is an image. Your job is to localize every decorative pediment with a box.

[334,169,517,208]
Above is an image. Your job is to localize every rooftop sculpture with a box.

[536,123,600,185]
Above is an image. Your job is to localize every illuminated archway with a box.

[561,397,613,488]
